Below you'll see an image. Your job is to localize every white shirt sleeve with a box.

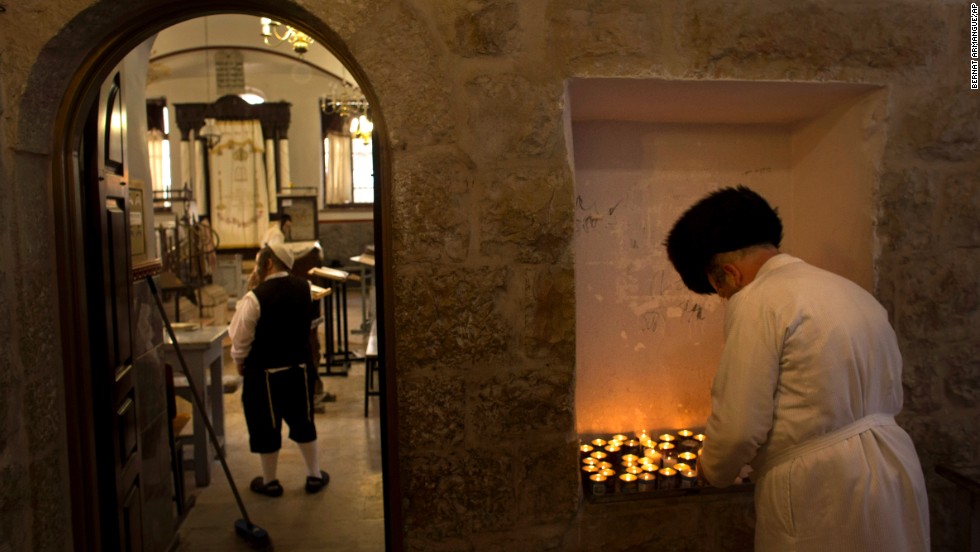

[228,292,261,365]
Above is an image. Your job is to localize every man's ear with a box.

[722,263,742,286]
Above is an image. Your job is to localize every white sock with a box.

[297,440,321,478]
[260,452,279,483]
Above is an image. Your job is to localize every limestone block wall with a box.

[0,1,977,551]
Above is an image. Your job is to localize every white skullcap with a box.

[268,243,295,270]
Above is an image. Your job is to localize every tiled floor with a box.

[172,287,385,551]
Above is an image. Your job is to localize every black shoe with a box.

[249,477,283,497]
[305,470,330,494]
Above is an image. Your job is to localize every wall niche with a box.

[568,78,887,437]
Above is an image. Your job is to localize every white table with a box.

[164,325,228,487]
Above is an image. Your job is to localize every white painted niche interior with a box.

[567,79,887,435]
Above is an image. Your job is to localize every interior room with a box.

[1,2,978,552]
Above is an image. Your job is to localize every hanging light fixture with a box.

[349,114,374,144]
[259,17,314,55]
[320,70,373,144]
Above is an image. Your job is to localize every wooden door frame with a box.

[47,3,400,550]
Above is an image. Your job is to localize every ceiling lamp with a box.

[260,17,314,55]
[350,114,374,145]
[321,73,373,144]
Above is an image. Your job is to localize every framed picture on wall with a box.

[278,190,318,242]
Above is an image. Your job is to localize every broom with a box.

[147,276,273,550]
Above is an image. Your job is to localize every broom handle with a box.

[147,276,252,525]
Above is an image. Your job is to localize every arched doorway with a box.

[30,2,398,550]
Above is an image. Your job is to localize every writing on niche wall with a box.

[573,120,789,434]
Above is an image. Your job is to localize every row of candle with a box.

[579,430,705,496]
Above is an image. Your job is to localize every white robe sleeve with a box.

[701,292,783,487]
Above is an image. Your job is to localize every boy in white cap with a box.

[665,186,929,551]
[229,243,329,496]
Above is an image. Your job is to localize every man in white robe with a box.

[665,186,930,552]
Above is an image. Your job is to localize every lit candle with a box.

[679,468,698,488]
[603,444,622,464]
[618,473,639,493]
[638,472,657,492]
[674,462,692,473]
[623,439,642,457]
[644,445,662,466]
[611,434,629,444]
[580,444,594,458]
[582,457,599,467]
[588,473,610,496]
[658,467,678,489]
[590,451,608,461]
[625,465,643,477]
[661,444,678,468]
[694,433,706,443]
[658,433,676,444]
[591,438,607,449]
[581,464,599,484]
[640,462,659,473]
[597,461,613,471]
[677,429,694,439]
[635,429,651,443]
[621,454,639,467]
[600,468,617,479]
[678,451,698,465]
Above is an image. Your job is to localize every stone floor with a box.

[172,287,385,551]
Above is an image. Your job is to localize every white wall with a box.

[571,87,884,436]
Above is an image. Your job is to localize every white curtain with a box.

[208,120,269,248]
[265,138,277,213]
[325,131,353,205]
[146,129,166,196]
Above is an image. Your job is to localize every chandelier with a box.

[321,76,373,144]
[259,17,314,55]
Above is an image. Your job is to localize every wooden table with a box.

[164,325,228,487]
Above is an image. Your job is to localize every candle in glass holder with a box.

[644,445,662,466]
[590,450,608,461]
[611,434,629,444]
[679,468,698,488]
[674,463,692,473]
[580,444,594,458]
[582,457,599,467]
[591,438,608,449]
[597,461,613,471]
[623,439,642,457]
[621,454,639,467]
[694,433,706,443]
[677,429,694,439]
[618,472,639,493]
[603,444,622,465]
[679,440,699,453]
[678,451,698,465]
[658,433,677,444]
[661,444,678,468]
[588,473,610,496]
[581,464,599,484]
[625,465,643,477]
[600,468,617,479]
[658,467,678,489]
[640,462,659,473]
[638,472,657,492]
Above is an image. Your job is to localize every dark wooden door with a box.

[83,68,143,552]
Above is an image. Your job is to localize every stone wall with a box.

[0,1,977,551]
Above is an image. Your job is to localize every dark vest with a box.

[244,274,313,371]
